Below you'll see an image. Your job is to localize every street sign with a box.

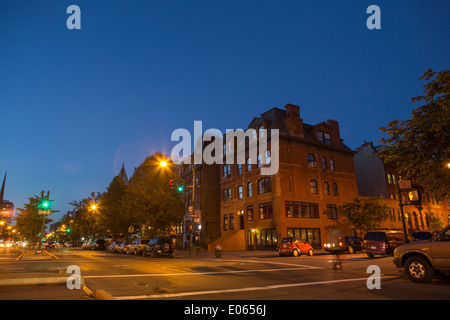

[128,225,135,233]
[398,180,412,190]
[38,210,51,216]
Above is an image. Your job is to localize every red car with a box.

[279,237,314,257]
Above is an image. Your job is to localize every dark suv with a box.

[143,237,175,258]
[363,231,413,258]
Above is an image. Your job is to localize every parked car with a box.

[117,241,131,254]
[82,239,93,250]
[363,231,414,258]
[107,241,120,253]
[411,231,435,241]
[43,241,56,249]
[91,239,107,251]
[393,224,450,283]
[323,236,363,254]
[128,238,151,255]
[278,237,314,257]
[143,237,175,258]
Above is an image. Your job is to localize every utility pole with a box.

[396,180,410,244]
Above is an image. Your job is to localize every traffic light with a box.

[177,185,184,192]
[66,228,71,233]
[38,198,51,210]
[407,189,421,205]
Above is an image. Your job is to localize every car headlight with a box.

[393,248,399,257]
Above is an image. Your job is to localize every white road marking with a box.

[116,276,398,300]
[83,266,317,279]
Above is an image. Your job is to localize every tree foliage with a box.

[379,69,450,194]
[15,191,56,242]
[122,153,185,237]
[340,197,390,233]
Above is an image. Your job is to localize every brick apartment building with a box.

[354,141,450,234]
[177,162,221,250]
[211,104,359,251]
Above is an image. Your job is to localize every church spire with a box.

[118,163,129,185]
[0,171,6,203]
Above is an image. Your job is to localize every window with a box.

[257,154,262,168]
[223,188,231,202]
[324,182,330,196]
[258,177,272,195]
[223,214,228,231]
[229,213,234,230]
[308,153,316,167]
[247,205,254,221]
[285,201,319,219]
[310,179,318,195]
[326,204,338,219]
[265,150,271,165]
[333,182,339,196]
[259,202,273,220]
[237,163,242,175]
[321,156,327,170]
[238,186,243,200]
[247,182,252,197]
[223,164,231,178]
[246,157,252,172]
[329,158,335,171]
[387,173,392,184]
[317,131,331,144]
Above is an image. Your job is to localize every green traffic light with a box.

[177,186,183,192]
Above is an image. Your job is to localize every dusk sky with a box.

[1,0,449,223]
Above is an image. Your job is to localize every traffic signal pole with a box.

[35,192,51,254]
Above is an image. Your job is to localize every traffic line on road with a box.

[83,266,317,279]
[115,276,399,300]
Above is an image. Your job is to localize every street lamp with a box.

[159,154,199,258]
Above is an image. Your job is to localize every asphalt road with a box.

[1,246,449,304]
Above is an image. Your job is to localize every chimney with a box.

[326,119,341,147]
[284,104,304,138]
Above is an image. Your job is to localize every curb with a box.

[0,276,69,287]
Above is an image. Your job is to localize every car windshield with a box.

[281,238,292,244]
[412,232,433,240]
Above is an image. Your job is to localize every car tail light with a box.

[338,242,343,247]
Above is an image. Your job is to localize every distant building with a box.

[117,163,129,185]
[213,104,359,251]
[0,171,14,225]
[354,141,449,232]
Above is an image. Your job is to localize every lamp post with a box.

[159,155,198,258]
[396,180,410,244]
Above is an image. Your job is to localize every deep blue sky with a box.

[1,0,449,223]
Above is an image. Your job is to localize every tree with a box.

[98,176,131,236]
[340,197,390,234]
[68,192,103,239]
[428,212,445,231]
[379,69,450,195]
[15,191,56,244]
[122,153,185,237]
